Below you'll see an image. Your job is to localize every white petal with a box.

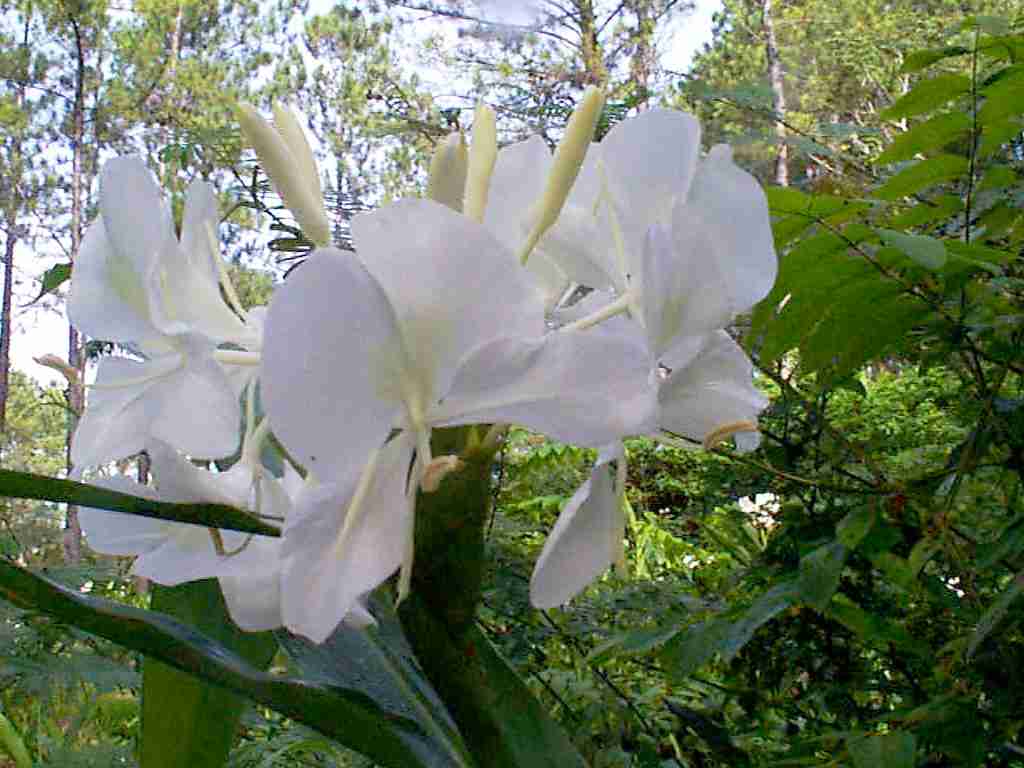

[72,355,180,467]
[99,157,174,297]
[159,181,248,342]
[353,199,546,401]
[599,109,702,274]
[658,331,768,441]
[67,220,160,343]
[538,203,617,291]
[668,145,777,332]
[261,248,403,479]
[79,477,168,555]
[483,136,550,250]
[433,331,657,447]
[149,348,241,460]
[218,536,283,631]
[280,435,414,643]
[133,527,226,586]
[530,445,624,608]
[146,442,249,507]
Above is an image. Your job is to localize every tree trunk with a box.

[0,14,31,435]
[762,0,789,187]
[627,0,655,109]
[63,13,88,565]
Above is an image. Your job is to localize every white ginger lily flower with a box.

[78,440,292,630]
[68,158,255,466]
[260,198,658,640]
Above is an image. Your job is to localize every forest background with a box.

[1,1,1024,766]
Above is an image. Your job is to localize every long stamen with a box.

[396,454,419,605]
[463,103,498,223]
[331,449,381,563]
[207,221,247,318]
[213,349,261,366]
[559,291,632,333]
[613,453,628,576]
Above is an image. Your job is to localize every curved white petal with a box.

[133,527,228,585]
[539,203,617,291]
[71,355,180,467]
[99,157,174,299]
[657,331,768,442]
[353,199,546,402]
[484,135,550,250]
[433,331,657,447]
[261,248,403,479]
[599,109,701,275]
[157,181,248,342]
[67,220,160,343]
[79,477,167,555]
[149,350,241,460]
[530,444,624,608]
[280,434,414,643]
[667,145,777,333]
[218,536,283,631]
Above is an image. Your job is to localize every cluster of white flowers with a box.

[738,492,781,530]
[72,89,777,643]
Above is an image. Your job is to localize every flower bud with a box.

[426,132,469,212]
[237,103,331,247]
[463,104,498,223]
[518,86,605,265]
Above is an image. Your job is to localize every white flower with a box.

[260,198,658,638]
[68,158,255,466]
[78,440,290,629]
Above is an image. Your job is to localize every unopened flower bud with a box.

[463,104,498,223]
[237,103,331,247]
[427,132,469,212]
[518,86,605,265]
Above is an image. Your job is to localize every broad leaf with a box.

[874,155,968,201]
[799,542,848,610]
[848,731,916,768]
[967,571,1024,658]
[29,262,72,304]
[0,561,469,768]
[878,229,947,269]
[141,581,278,768]
[277,595,474,768]
[880,74,970,120]
[877,113,971,164]
[0,469,279,537]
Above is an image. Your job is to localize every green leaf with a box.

[967,572,1024,658]
[837,506,877,548]
[979,66,1024,124]
[141,581,278,768]
[880,74,971,120]
[0,469,280,537]
[29,262,72,304]
[848,731,916,768]
[799,542,848,610]
[877,113,971,164]
[0,561,468,768]
[719,581,798,660]
[886,195,963,230]
[661,620,731,681]
[978,165,1018,191]
[960,14,1010,35]
[277,595,474,768]
[588,622,683,663]
[874,155,969,200]
[877,229,947,269]
[0,710,31,768]
[399,595,586,768]
[978,117,1023,158]
[827,594,928,658]
[900,46,970,73]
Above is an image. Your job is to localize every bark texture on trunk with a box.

[762,0,789,187]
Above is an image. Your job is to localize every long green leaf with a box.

[277,595,475,768]
[880,74,970,120]
[0,468,279,537]
[400,595,589,768]
[877,113,971,164]
[874,155,968,201]
[0,560,466,768]
[141,581,278,768]
[848,731,916,768]
[967,571,1024,658]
